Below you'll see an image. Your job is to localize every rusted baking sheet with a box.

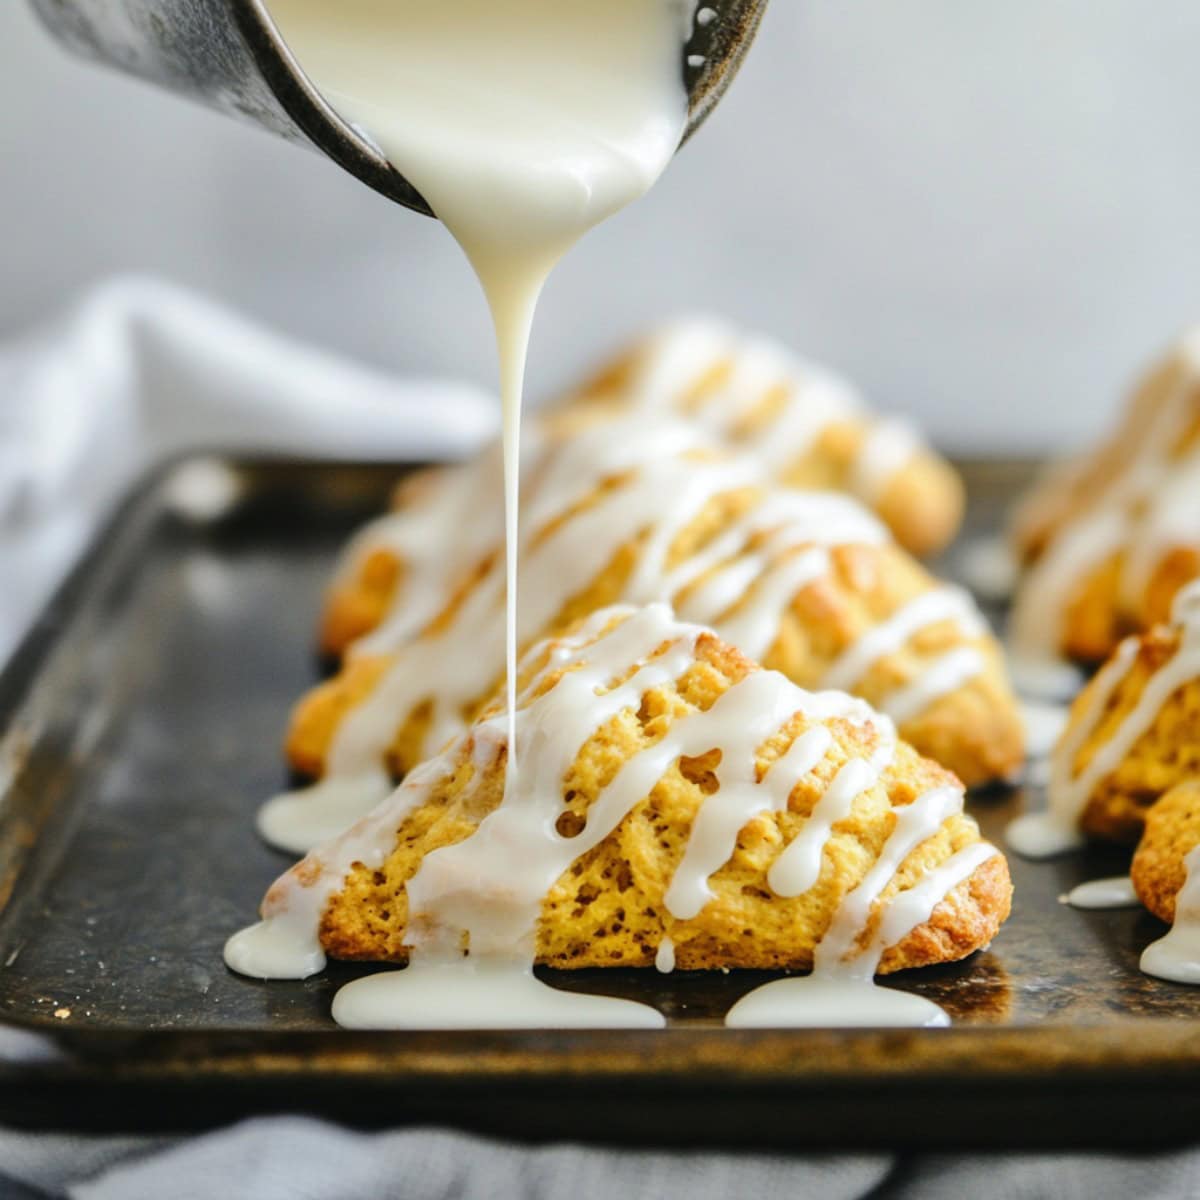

[0,456,1196,1144]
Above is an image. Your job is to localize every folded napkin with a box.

[0,276,497,665]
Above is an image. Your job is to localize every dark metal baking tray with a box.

[1,456,1198,1146]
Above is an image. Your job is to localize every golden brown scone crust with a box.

[287,490,1023,789]
[1057,626,1200,844]
[288,629,1011,973]
[1131,781,1200,923]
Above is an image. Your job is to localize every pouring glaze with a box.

[30,0,769,216]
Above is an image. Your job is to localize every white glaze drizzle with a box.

[814,786,969,968]
[956,534,1018,604]
[230,605,995,1029]
[227,753,454,980]
[822,587,985,691]
[655,937,676,974]
[337,448,512,658]
[347,416,698,659]
[881,647,986,725]
[821,587,987,715]
[1006,636,1138,859]
[257,769,394,858]
[664,672,839,921]
[728,823,997,1028]
[1020,699,1070,761]
[1050,590,1200,825]
[700,548,830,662]
[767,755,871,898]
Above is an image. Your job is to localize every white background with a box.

[4,1,1200,453]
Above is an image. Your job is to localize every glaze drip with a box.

[1142,844,1200,985]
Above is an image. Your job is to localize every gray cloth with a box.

[0,1120,1198,1199]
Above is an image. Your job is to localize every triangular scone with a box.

[288,420,1022,791]
[1011,331,1200,666]
[1043,585,1200,845]
[569,318,964,558]
[265,606,1011,974]
[1131,781,1200,924]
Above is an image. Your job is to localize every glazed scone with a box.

[290,417,1023,794]
[1034,582,1200,846]
[1011,330,1200,669]
[1131,781,1200,925]
[264,605,1011,974]
[570,317,964,557]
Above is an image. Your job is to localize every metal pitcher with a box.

[30,0,769,218]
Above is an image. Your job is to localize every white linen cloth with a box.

[1,280,1197,1198]
[0,275,497,666]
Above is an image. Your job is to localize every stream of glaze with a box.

[267,0,693,811]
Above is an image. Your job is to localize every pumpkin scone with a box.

[1010,581,1200,856]
[286,417,1022,839]
[240,605,1011,982]
[1011,329,1200,673]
